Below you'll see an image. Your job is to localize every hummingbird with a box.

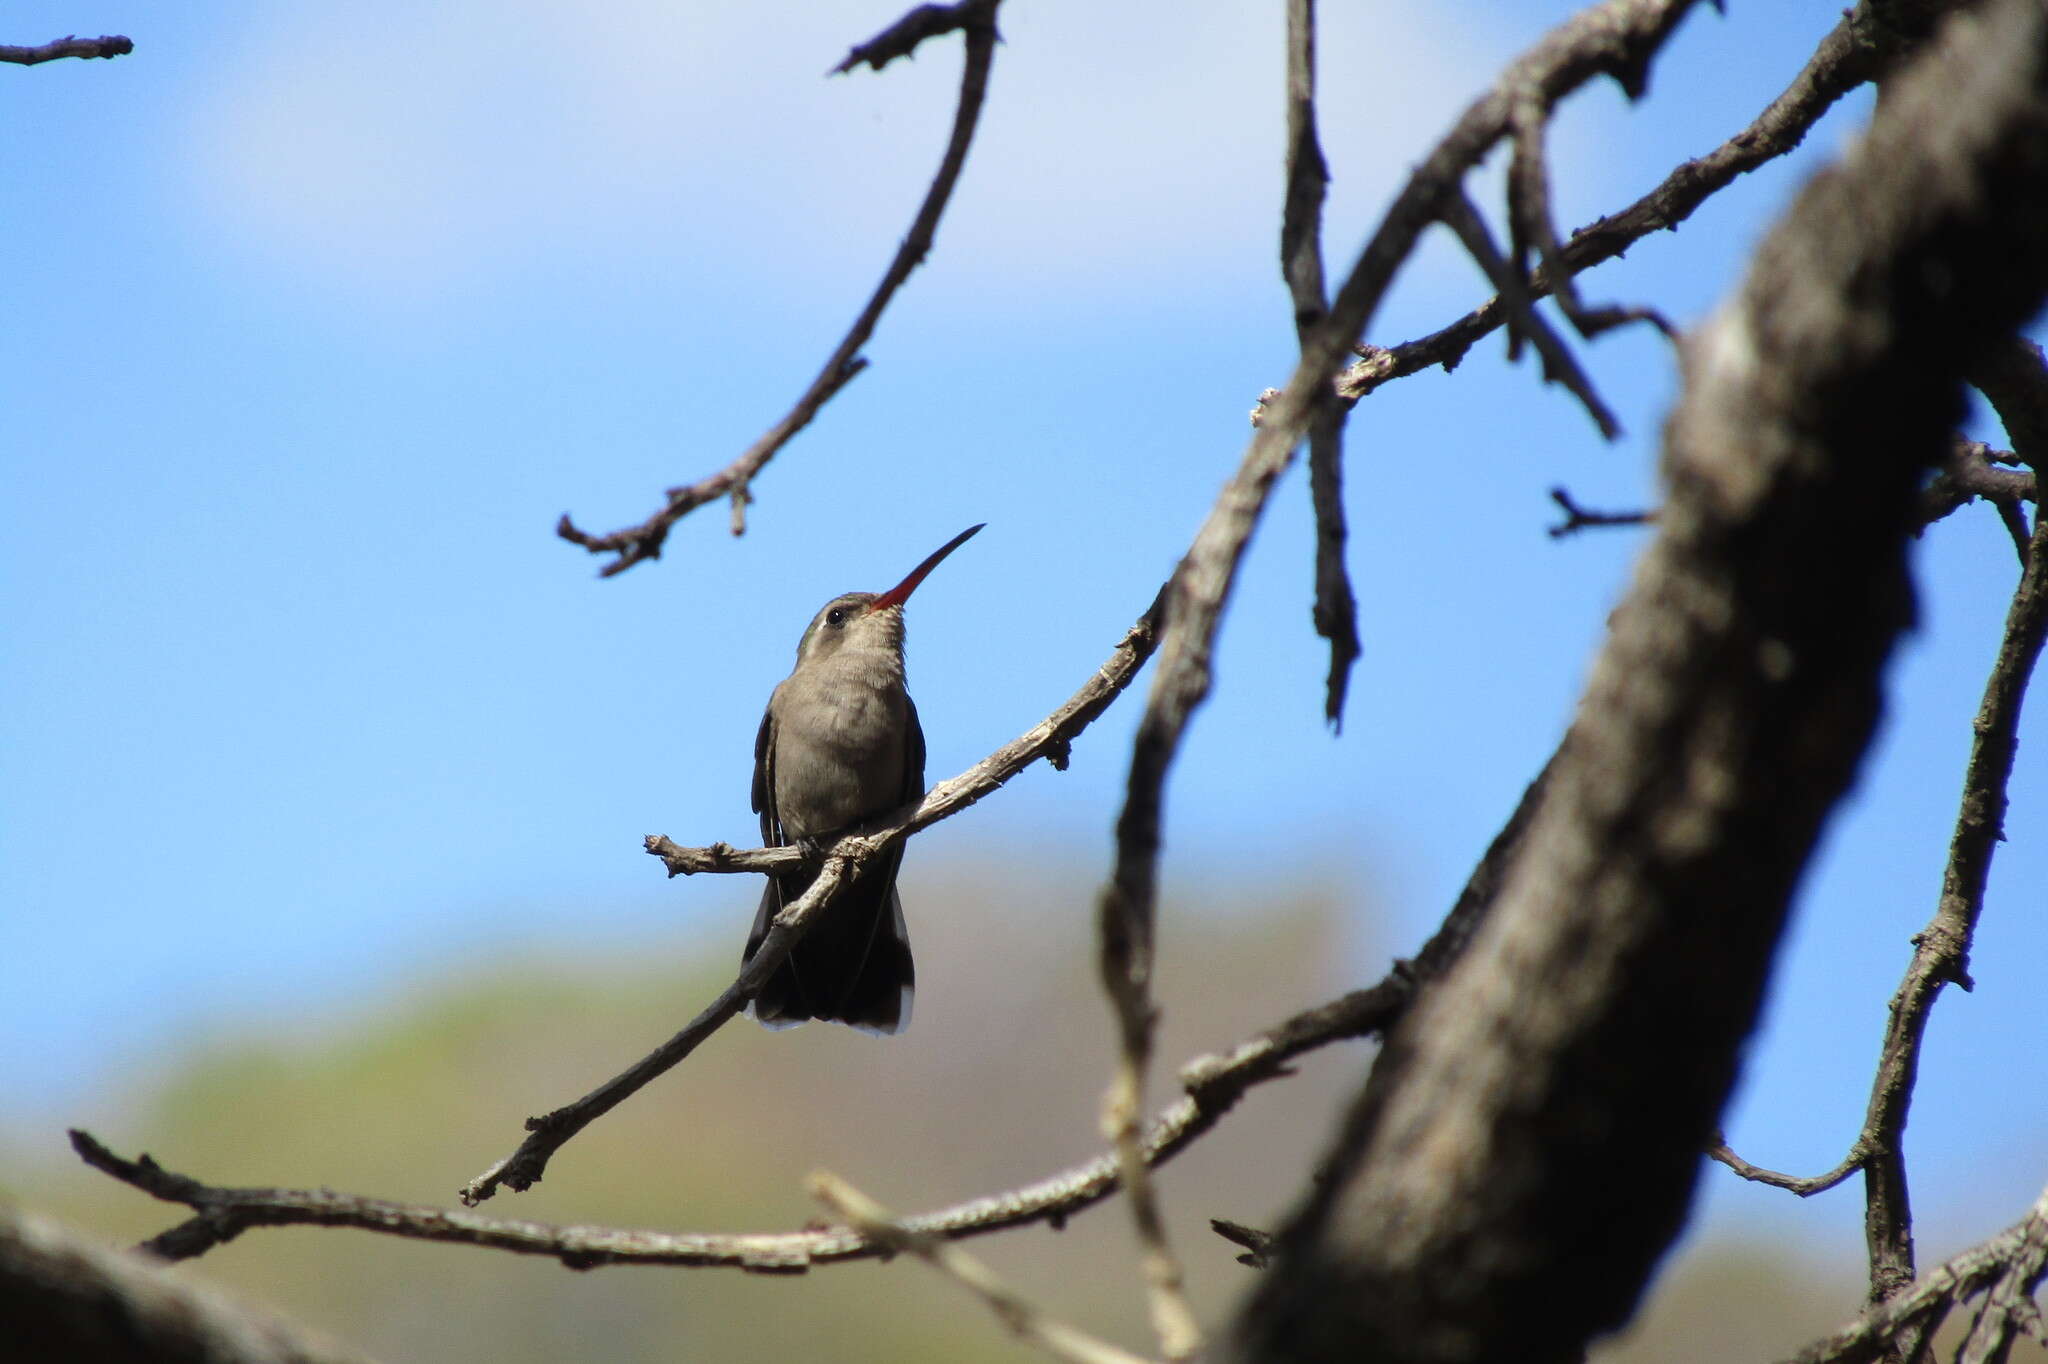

[742,523,985,1034]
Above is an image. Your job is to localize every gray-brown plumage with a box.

[743,524,982,1034]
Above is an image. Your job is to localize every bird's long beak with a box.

[870,523,985,612]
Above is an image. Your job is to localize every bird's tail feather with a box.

[741,854,914,1035]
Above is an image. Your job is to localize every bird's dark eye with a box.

[826,607,847,627]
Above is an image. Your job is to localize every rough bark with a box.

[1229,2,2048,1360]
[0,1204,374,1364]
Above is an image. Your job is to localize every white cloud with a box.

[178,1,1594,307]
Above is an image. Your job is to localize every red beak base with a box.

[869,523,985,612]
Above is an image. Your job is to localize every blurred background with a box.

[4,2,2044,1360]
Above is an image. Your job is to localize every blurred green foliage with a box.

[8,865,2034,1362]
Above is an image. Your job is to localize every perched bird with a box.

[743,524,984,1034]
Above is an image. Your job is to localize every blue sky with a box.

[6,0,2045,1273]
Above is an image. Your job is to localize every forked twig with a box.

[1281,0,1363,731]
[71,975,1410,1267]
[1336,0,1896,407]
[1781,1183,2048,1364]
[79,751,1544,1266]
[455,590,1164,1205]
[557,0,1002,573]
[810,1172,1158,1364]
[1097,3,1704,1350]
[1714,505,2048,1311]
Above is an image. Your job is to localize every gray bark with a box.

[1229,1,2048,1359]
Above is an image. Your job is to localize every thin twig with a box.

[1234,0,2048,1349]
[1576,438,2038,546]
[1996,501,2035,568]
[455,588,1164,1204]
[1335,0,1892,406]
[1559,443,2043,552]
[1096,1045,1200,1360]
[1441,193,1620,438]
[457,856,853,1204]
[1971,338,2048,472]
[0,34,132,65]
[1547,486,1655,537]
[1705,1136,1862,1197]
[644,586,1168,882]
[72,979,1407,1268]
[1780,1183,2048,1364]
[1502,71,1669,344]
[809,1172,1158,1364]
[1918,437,2036,542]
[1100,6,1703,1348]
[556,0,1001,574]
[1281,0,1362,731]
[1864,501,2048,1305]
[831,2,985,74]
[80,756,1544,1268]
[1210,1219,1274,1270]
[1712,462,2048,1313]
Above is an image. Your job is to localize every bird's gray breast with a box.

[768,662,909,837]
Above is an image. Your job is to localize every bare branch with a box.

[0,34,132,65]
[1972,337,2048,471]
[1502,72,1672,346]
[1562,436,2036,545]
[455,853,854,1205]
[81,752,1557,1271]
[1713,501,2048,1315]
[1546,485,1654,538]
[1441,193,1620,438]
[1781,1183,2048,1364]
[71,979,1406,1269]
[1706,1138,1864,1198]
[645,586,1168,881]
[1231,0,2048,1356]
[1919,437,2037,534]
[1210,1219,1274,1270]
[1098,13,1704,1357]
[1280,0,1362,731]
[831,1,991,75]
[1142,0,1708,806]
[1095,1040,1201,1360]
[1995,500,2036,568]
[1337,0,1894,406]
[452,588,1164,1204]
[557,0,1001,575]
[809,1172,1158,1364]
[1863,500,2048,1305]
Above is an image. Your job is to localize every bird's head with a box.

[792,524,984,668]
